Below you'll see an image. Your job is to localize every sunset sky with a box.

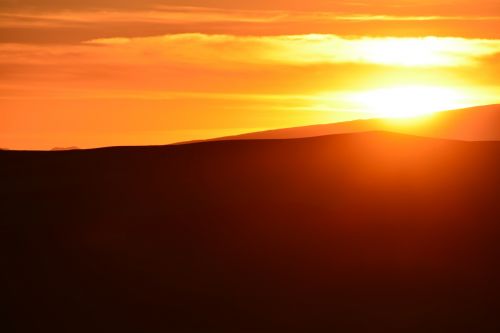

[2,0,500,149]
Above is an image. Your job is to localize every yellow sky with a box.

[1,1,500,149]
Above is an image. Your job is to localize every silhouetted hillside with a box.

[1,132,500,333]
[199,104,500,142]
[51,146,80,151]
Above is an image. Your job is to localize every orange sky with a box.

[1,0,500,149]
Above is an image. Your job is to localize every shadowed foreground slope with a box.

[1,132,500,333]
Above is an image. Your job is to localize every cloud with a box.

[2,7,499,29]
[1,1,499,15]
[3,32,500,92]
[2,32,500,70]
[0,7,283,29]
[2,33,500,105]
[81,34,500,68]
[2,4,500,44]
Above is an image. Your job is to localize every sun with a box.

[348,85,468,118]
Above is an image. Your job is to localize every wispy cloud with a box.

[3,33,500,72]
[2,7,500,29]
[2,33,500,104]
[2,4,500,44]
[83,33,500,68]
[0,7,282,29]
[2,33,500,99]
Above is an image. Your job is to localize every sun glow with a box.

[349,86,469,118]
[355,37,476,67]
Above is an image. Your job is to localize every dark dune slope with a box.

[202,104,500,142]
[1,132,500,333]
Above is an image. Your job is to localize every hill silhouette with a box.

[195,104,500,143]
[51,146,80,151]
[1,131,500,332]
